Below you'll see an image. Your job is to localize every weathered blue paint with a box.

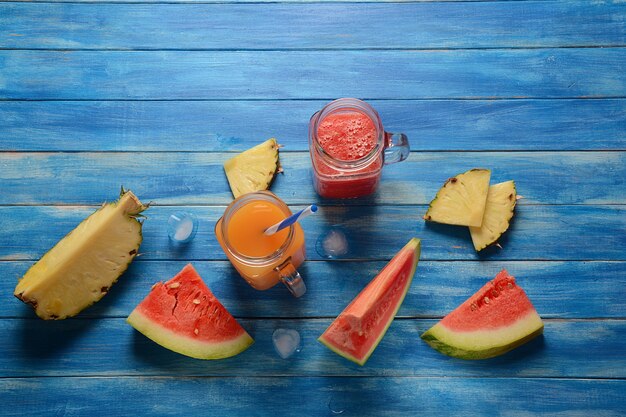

[1,2,624,49]
[1,99,625,152]
[0,318,625,378]
[0,205,625,262]
[1,49,625,100]
[2,0,625,415]
[3,260,626,319]
[0,152,624,205]
[1,377,624,416]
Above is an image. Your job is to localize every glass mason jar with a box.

[215,191,307,297]
[309,98,410,199]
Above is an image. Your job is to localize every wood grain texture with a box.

[0,205,624,262]
[2,0,625,412]
[2,2,624,49]
[2,99,625,152]
[1,377,624,417]
[0,318,625,378]
[1,151,624,205]
[3,260,625,319]
[1,49,625,100]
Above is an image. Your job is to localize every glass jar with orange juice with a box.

[215,191,307,297]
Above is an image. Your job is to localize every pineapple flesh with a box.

[224,138,280,198]
[14,190,147,320]
[423,169,491,227]
[469,181,517,251]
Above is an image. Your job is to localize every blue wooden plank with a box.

[1,377,624,416]
[1,49,625,100]
[0,318,624,378]
[2,99,625,152]
[0,205,624,262]
[3,260,625,319]
[1,2,624,49]
[0,151,624,205]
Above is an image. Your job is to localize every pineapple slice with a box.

[423,169,491,227]
[14,189,148,320]
[224,138,280,198]
[469,181,517,251]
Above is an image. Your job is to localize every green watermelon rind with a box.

[421,309,544,360]
[318,238,421,366]
[127,309,254,360]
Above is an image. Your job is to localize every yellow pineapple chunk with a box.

[14,190,147,319]
[424,169,491,227]
[470,181,517,251]
[223,138,280,198]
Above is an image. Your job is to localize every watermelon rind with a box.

[421,270,544,360]
[127,264,253,360]
[127,309,253,360]
[318,238,421,366]
[421,312,543,360]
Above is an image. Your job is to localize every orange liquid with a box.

[227,200,290,257]
[215,196,306,290]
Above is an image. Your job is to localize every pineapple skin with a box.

[14,190,147,320]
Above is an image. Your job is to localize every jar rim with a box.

[219,191,294,266]
[311,98,384,171]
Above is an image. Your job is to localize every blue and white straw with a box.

[264,205,318,236]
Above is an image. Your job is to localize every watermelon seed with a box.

[484,297,490,304]
[194,328,199,335]
[168,282,181,289]
[507,282,514,289]
[492,290,499,298]
[193,299,201,305]
[470,303,478,311]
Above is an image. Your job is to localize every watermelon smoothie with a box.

[309,98,410,199]
[215,191,307,297]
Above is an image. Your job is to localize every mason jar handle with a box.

[383,132,410,165]
[276,258,306,298]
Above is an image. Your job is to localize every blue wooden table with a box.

[1,0,625,415]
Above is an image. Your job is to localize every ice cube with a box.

[272,328,301,359]
[316,227,349,259]
[167,212,198,243]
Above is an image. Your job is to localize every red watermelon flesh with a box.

[319,238,420,365]
[421,269,543,360]
[127,264,253,359]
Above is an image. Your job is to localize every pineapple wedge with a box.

[470,181,517,251]
[14,189,148,320]
[224,138,280,198]
[423,169,491,227]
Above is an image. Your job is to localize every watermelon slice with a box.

[127,264,253,359]
[318,238,421,365]
[421,269,543,360]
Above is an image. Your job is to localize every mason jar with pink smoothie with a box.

[309,98,410,199]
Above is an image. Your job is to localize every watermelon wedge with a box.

[127,264,253,359]
[319,238,421,365]
[421,269,543,360]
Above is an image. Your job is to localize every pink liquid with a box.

[317,112,377,161]
[313,111,382,198]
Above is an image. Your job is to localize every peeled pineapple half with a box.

[224,138,280,198]
[423,169,491,227]
[470,181,517,251]
[14,189,148,320]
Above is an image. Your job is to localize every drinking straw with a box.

[264,205,318,236]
